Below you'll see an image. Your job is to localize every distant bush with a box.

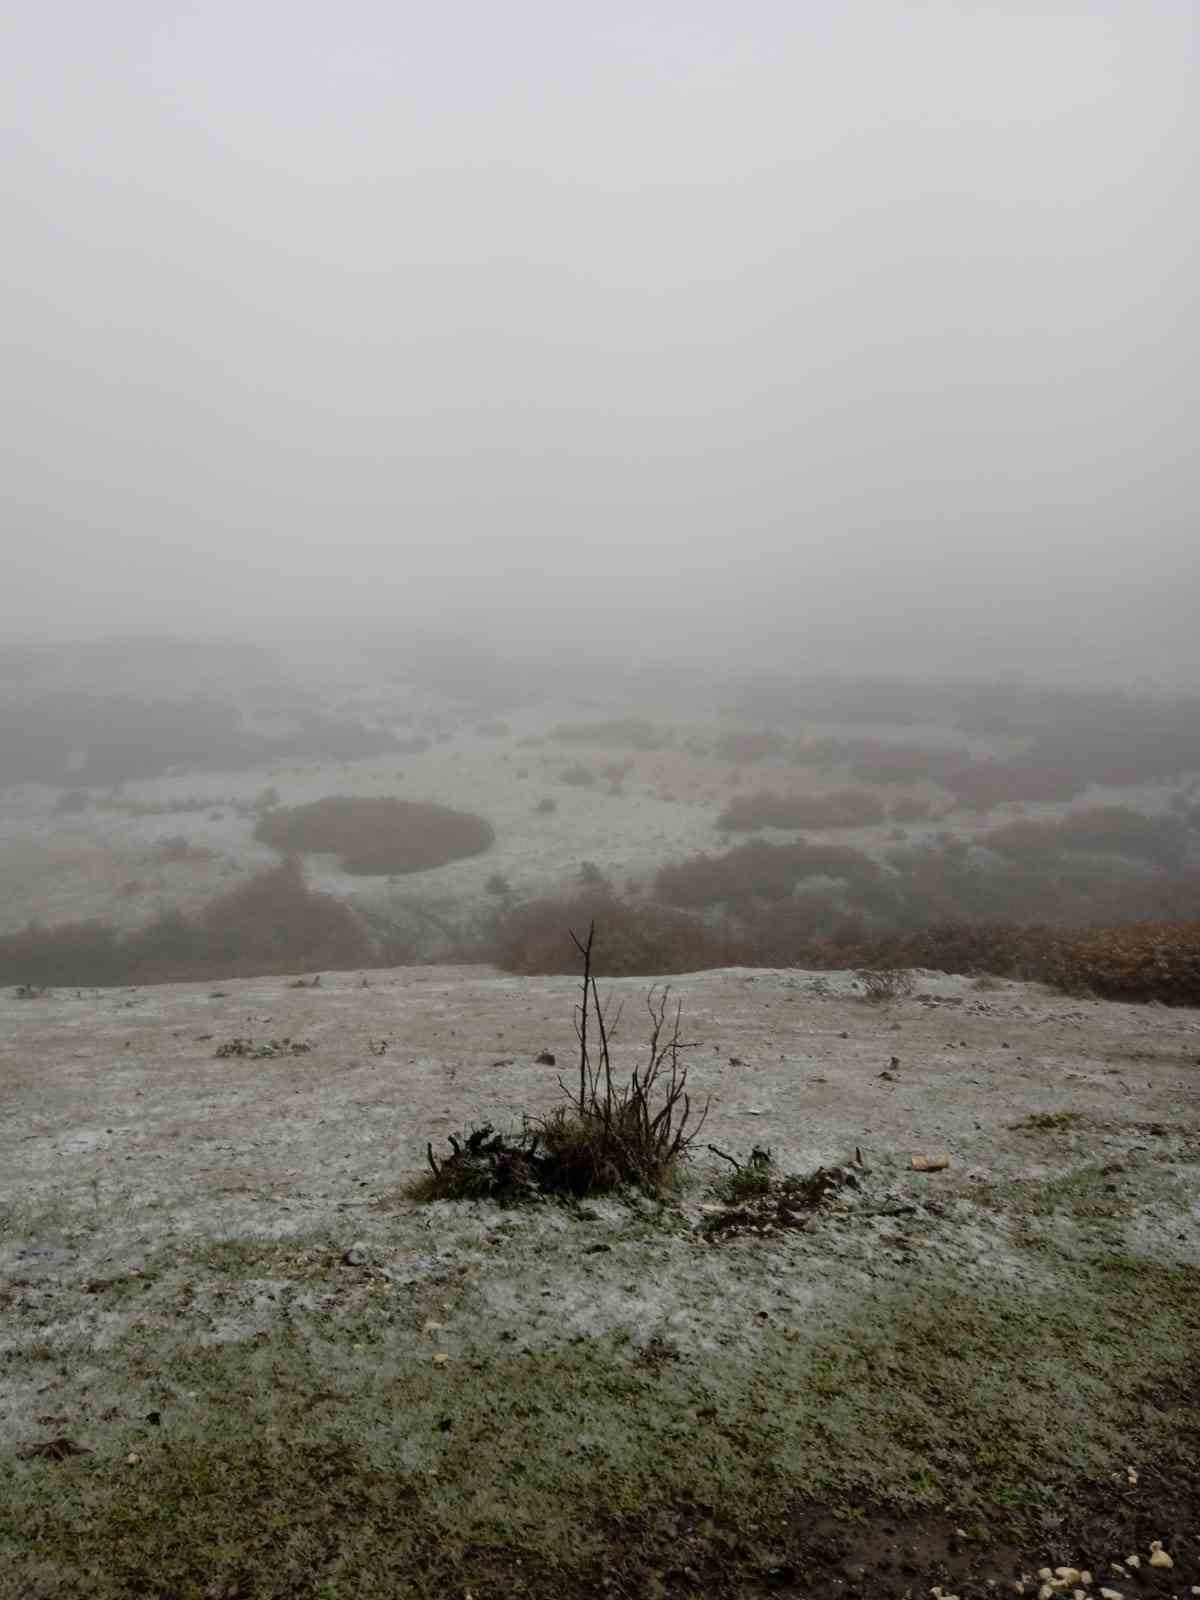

[655,839,882,908]
[1048,920,1200,1005]
[54,789,90,814]
[254,796,494,874]
[559,765,597,788]
[154,834,215,864]
[487,890,745,977]
[0,860,376,988]
[945,759,1087,811]
[534,797,557,814]
[982,808,1191,872]
[717,789,886,832]
[476,875,1200,1001]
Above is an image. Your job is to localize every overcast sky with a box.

[3,1,1197,682]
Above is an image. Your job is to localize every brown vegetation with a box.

[254,796,494,874]
[980,807,1189,871]
[0,860,378,988]
[655,839,882,907]
[717,789,887,832]
[1049,920,1200,1006]
[712,728,789,764]
[486,890,743,977]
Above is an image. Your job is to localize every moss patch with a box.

[4,1253,1197,1598]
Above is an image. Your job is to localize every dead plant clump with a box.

[214,1037,314,1059]
[701,1146,862,1240]
[855,967,916,1003]
[415,923,710,1201]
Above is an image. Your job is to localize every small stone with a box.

[343,1246,368,1266]
[432,1352,449,1366]
[1148,1542,1173,1570]
[1099,1591,1123,1600]
[1123,1555,1139,1569]
[126,1452,141,1465]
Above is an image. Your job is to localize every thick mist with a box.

[3,1,1197,683]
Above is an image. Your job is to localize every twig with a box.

[707,1144,743,1172]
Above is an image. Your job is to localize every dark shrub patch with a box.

[1049,920,1200,1005]
[488,891,744,976]
[255,796,494,874]
[54,788,91,814]
[717,789,886,832]
[655,839,881,908]
[559,765,597,788]
[712,728,788,764]
[981,807,1191,872]
[0,860,375,987]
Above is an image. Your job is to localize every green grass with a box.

[4,1252,1197,1598]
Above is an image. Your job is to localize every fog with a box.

[4,1,1197,684]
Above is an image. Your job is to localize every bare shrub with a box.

[255,796,494,874]
[417,923,709,1199]
[552,922,708,1193]
[855,967,916,1004]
